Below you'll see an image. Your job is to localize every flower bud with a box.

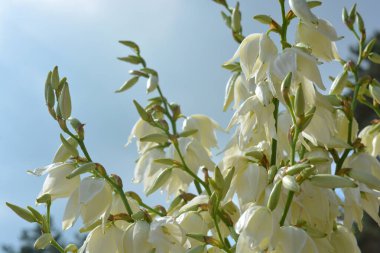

[146,168,172,196]
[147,74,158,93]
[286,162,311,176]
[58,82,72,120]
[282,175,300,192]
[253,15,273,25]
[363,38,377,57]
[281,72,293,108]
[231,2,241,32]
[368,52,380,64]
[369,83,380,104]
[267,180,282,211]
[115,76,139,93]
[51,66,60,89]
[309,174,357,188]
[349,169,380,191]
[34,233,53,250]
[294,84,305,118]
[329,70,348,95]
[6,202,36,223]
[64,244,78,253]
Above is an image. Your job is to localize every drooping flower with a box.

[226,33,277,82]
[123,221,153,253]
[270,226,318,253]
[330,225,361,253]
[296,18,341,61]
[148,216,190,253]
[62,177,113,230]
[182,114,222,151]
[289,0,318,24]
[235,204,277,252]
[79,225,123,253]
[29,163,80,201]
[358,123,380,157]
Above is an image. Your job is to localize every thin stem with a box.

[271,99,279,166]
[103,175,133,216]
[280,191,294,226]
[50,239,65,253]
[140,202,165,217]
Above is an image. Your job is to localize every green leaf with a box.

[179,129,198,138]
[140,133,168,143]
[6,202,36,223]
[133,100,150,122]
[119,40,140,54]
[118,55,143,64]
[115,76,140,93]
[146,168,172,196]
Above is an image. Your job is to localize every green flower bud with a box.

[309,174,357,188]
[294,84,305,118]
[146,168,172,196]
[231,2,241,32]
[58,82,72,120]
[34,233,53,250]
[51,66,60,89]
[282,175,300,192]
[267,180,282,211]
[6,202,36,223]
[368,52,380,64]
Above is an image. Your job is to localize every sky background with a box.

[1,0,379,247]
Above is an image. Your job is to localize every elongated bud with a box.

[356,13,365,34]
[66,162,96,179]
[348,4,357,24]
[231,2,241,32]
[126,191,142,204]
[329,70,348,95]
[245,150,264,161]
[267,180,282,211]
[208,192,219,217]
[146,168,172,196]
[253,15,273,24]
[34,233,53,250]
[268,165,278,184]
[110,174,123,188]
[368,52,380,64]
[299,106,316,130]
[133,100,151,122]
[281,72,293,108]
[51,66,60,89]
[286,163,311,176]
[6,202,36,223]
[294,84,305,118]
[58,82,72,120]
[27,206,44,223]
[115,76,139,93]
[44,71,55,108]
[170,103,181,120]
[146,74,158,93]
[309,174,357,188]
[363,38,377,58]
[282,175,300,192]
[342,8,350,28]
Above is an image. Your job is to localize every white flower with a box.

[29,163,80,201]
[330,225,361,253]
[359,123,380,157]
[110,194,140,230]
[123,221,153,253]
[62,177,113,230]
[270,47,324,107]
[148,216,189,253]
[235,205,276,252]
[79,225,123,253]
[227,95,276,148]
[126,118,164,153]
[177,211,209,247]
[182,114,222,150]
[223,73,255,111]
[270,226,318,253]
[289,0,318,24]
[226,33,277,81]
[296,18,340,61]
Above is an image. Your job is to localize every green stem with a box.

[50,239,65,253]
[103,175,133,216]
[280,191,294,226]
[271,99,279,166]
[140,202,165,217]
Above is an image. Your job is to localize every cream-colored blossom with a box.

[270,226,318,253]
[289,0,318,24]
[330,225,361,253]
[359,123,380,157]
[123,221,153,253]
[79,225,123,253]
[296,18,340,61]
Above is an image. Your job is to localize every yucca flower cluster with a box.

[7,0,380,252]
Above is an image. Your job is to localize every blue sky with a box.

[1,0,379,247]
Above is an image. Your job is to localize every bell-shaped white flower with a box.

[123,221,153,253]
[79,225,123,253]
[235,204,277,252]
[110,194,140,230]
[148,216,190,253]
[289,0,318,24]
[223,73,255,111]
[359,123,380,157]
[226,33,277,81]
[127,118,164,153]
[29,163,80,201]
[62,177,113,230]
[296,18,341,61]
[182,114,222,151]
[133,148,166,187]
[330,225,361,253]
[270,226,318,253]
[270,47,324,107]
[177,211,209,247]
[227,95,276,149]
